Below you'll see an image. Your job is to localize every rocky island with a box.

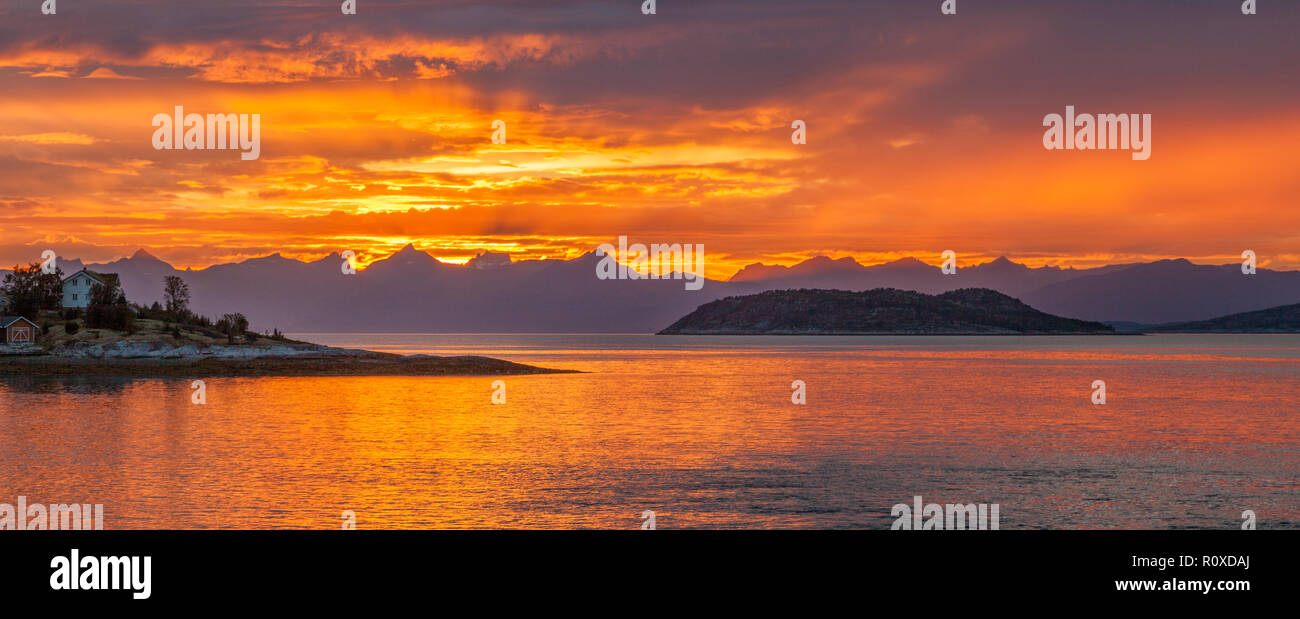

[658,288,1116,335]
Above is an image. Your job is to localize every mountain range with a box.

[8,248,1299,333]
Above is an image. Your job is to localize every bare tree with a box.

[163,275,191,314]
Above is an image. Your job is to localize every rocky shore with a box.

[0,340,575,377]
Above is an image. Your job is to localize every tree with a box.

[216,312,249,344]
[163,275,190,314]
[1,262,63,318]
[86,281,134,331]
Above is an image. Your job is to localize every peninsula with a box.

[0,320,573,378]
[1,264,572,377]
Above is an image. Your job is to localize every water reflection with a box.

[1,335,1297,529]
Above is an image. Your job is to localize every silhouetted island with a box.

[657,288,1115,335]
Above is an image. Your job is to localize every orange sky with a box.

[2,1,1298,277]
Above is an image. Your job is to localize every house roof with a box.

[0,316,37,328]
[63,269,120,288]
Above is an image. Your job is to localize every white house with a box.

[62,270,120,309]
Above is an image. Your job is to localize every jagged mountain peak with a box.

[976,256,1027,270]
[879,256,930,267]
[467,251,512,270]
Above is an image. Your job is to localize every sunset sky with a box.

[2,0,1298,277]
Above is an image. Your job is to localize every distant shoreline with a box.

[0,353,577,378]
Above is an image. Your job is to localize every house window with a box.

[72,294,78,301]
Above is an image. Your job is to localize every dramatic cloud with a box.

[2,0,1298,275]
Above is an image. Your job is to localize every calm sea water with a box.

[1,334,1297,529]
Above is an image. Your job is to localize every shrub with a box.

[215,312,249,344]
[65,321,79,335]
[133,303,164,321]
[87,304,135,331]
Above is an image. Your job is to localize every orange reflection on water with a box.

[1,335,1297,529]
